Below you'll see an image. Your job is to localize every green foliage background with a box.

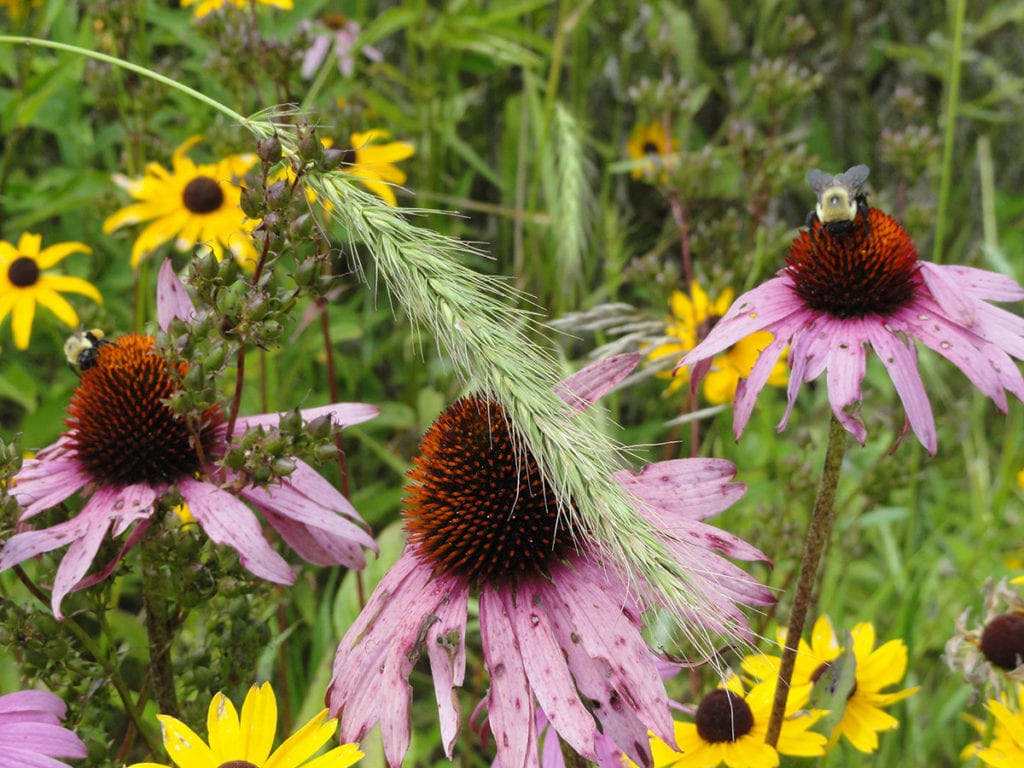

[1,0,1023,766]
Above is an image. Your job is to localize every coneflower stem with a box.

[764,413,847,747]
[140,533,180,718]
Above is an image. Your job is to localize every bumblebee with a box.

[806,164,870,239]
[64,328,112,376]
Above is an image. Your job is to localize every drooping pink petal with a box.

[330,554,465,767]
[732,331,788,437]
[178,477,294,585]
[893,302,1020,409]
[864,322,936,454]
[156,259,196,331]
[12,451,89,520]
[257,510,367,569]
[971,302,1024,359]
[677,277,802,370]
[0,691,65,721]
[549,560,674,744]
[513,582,598,761]
[554,354,640,412]
[279,461,368,523]
[823,318,868,445]
[535,579,655,767]
[426,584,470,758]
[479,587,539,768]
[240,483,376,551]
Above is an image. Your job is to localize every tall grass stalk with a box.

[932,0,968,264]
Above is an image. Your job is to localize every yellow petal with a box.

[35,241,92,269]
[264,710,336,768]
[33,287,81,327]
[15,232,42,258]
[207,692,242,760]
[156,714,218,768]
[238,683,277,763]
[10,292,36,349]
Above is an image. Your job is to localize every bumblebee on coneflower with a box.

[0,263,378,616]
[677,165,1024,454]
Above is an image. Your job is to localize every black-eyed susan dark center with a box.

[183,176,225,214]
[66,333,222,487]
[218,762,259,768]
[642,141,661,155]
[403,395,576,586]
[7,256,40,288]
[695,689,755,743]
[786,208,920,319]
[980,613,1024,670]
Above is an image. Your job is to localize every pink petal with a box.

[330,554,463,767]
[895,302,1022,408]
[241,483,375,551]
[534,580,655,766]
[614,459,744,523]
[971,302,1024,359]
[426,585,470,757]
[512,583,598,760]
[12,454,89,520]
[281,461,367,523]
[919,264,975,326]
[732,333,788,438]
[921,262,1024,303]
[549,561,673,743]
[0,723,87,758]
[554,354,640,412]
[258,510,367,569]
[677,278,802,371]
[235,402,379,434]
[178,477,294,584]
[0,691,65,720]
[479,587,539,768]
[865,322,936,454]
[823,319,868,445]
[156,260,196,331]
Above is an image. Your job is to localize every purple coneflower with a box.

[677,203,1024,453]
[0,263,378,617]
[0,689,87,765]
[327,354,772,768]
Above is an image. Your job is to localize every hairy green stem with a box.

[140,535,180,718]
[765,414,848,747]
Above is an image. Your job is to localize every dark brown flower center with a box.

[403,395,576,586]
[980,613,1024,670]
[8,256,40,287]
[218,763,259,768]
[182,176,225,214]
[695,689,754,743]
[338,147,357,165]
[66,334,222,486]
[786,208,920,318]
[642,141,660,155]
